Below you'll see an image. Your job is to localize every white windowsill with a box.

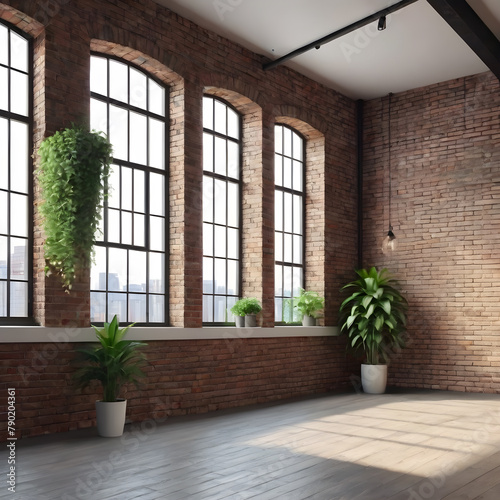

[0,326,340,343]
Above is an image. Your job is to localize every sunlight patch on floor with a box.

[243,396,500,477]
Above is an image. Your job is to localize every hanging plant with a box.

[37,124,113,291]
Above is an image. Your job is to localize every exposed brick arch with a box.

[0,4,44,36]
[204,86,262,115]
[275,115,324,142]
[90,40,183,90]
[203,76,269,109]
[87,22,188,79]
[273,105,329,137]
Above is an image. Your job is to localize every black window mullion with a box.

[27,31,34,321]
[6,121,11,313]
[118,164,122,244]
[105,248,110,320]
[211,169,216,321]
[145,248,149,323]
[125,248,129,320]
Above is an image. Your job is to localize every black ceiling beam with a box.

[263,0,419,71]
[426,0,500,80]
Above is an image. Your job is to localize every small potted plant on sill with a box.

[230,299,246,327]
[230,297,262,327]
[339,267,408,394]
[73,315,147,437]
[294,288,325,326]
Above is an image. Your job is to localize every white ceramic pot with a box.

[302,315,316,326]
[95,399,127,437]
[245,314,257,327]
[235,316,245,327]
[361,364,388,394]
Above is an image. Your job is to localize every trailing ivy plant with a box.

[37,124,112,290]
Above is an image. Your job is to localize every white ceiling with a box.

[152,0,500,100]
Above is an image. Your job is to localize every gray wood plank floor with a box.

[3,390,500,500]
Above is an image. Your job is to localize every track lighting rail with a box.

[263,0,419,71]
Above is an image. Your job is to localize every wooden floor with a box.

[6,390,500,500]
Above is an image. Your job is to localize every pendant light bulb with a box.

[381,228,396,254]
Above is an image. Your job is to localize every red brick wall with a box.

[1,336,356,441]
[2,0,499,443]
[0,0,358,439]
[362,72,500,393]
[1,0,358,326]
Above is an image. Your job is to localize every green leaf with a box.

[346,314,359,329]
[364,277,377,294]
[365,303,375,319]
[380,299,391,315]
[374,315,384,331]
[350,334,361,348]
[361,295,373,309]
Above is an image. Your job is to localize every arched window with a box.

[90,54,168,324]
[275,124,305,323]
[202,96,241,323]
[0,21,32,322]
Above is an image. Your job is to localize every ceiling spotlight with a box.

[378,16,386,31]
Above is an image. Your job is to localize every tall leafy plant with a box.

[73,315,147,402]
[339,267,408,365]
[37,124,112,290]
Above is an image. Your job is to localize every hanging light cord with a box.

[388,92,392,233]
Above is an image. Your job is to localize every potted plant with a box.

[230,297,262,327]
[73,315,147,437]
[230,299,246,327]
[294,288,325,326]
[37,123,112,291]
[339,267,408,394]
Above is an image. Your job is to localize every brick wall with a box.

[1,336,357,441]
[0,0,358,439]
[362,72,500,393]
[2,0,358,327]
[5,0,498,441]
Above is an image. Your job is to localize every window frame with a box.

[202,95,243,325]
[274,123,306,325]
[89,52,169,326]
[0,20,34,325]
